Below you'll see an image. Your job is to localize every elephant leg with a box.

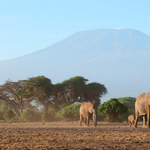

[79,114,83,126]
[147,106,150,128]
[128,119,130,127]
[93,115,97,127]
[128,120,131,127]
[134,111,139,128]
[143,115,147,128]
[132,120,134,127]
[87,114,89,126]
[84,118,87,126]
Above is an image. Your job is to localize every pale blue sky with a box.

[0,0,150,60]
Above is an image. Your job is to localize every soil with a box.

[0,121,150,150]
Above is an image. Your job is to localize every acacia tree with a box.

[0,79,41,119]
[54,76,107,106]
[84,82,107,105]
[26,76,54,120]
[54,83,76,107]
[0,76,108,120]
[98,99,128,122]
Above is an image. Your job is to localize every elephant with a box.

[79,102,97,127]
[128,115,135,127]
[134,92,150,128]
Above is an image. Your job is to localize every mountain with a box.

[1,28,150,103]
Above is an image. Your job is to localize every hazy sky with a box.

[0,0,150,61]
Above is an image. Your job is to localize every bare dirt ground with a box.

[0,121,150,150]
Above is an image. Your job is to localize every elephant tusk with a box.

[93,113,96,117]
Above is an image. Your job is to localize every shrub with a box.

[98,99,128,122]
[21,108,41,122]
[10,116,20,122]
[41,113,47,122]
[0,103,10,114]
[57,103,81,120]
[117,97,136,113]
[41,121,45,125]
[4,109,15,121]
[7,121,11,124]
[0,111,4,120]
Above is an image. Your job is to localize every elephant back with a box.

[80,102,95,114]
[80,102,94,109]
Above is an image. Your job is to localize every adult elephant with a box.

[79,102,97,127]
[134,92,150,128]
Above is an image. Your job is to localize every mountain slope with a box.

[0,28,150,102]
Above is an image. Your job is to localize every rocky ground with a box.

[0,122,150,150]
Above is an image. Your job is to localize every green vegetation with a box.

[21,108,41,122]
[98,99,128,122]
[4,109,16,121]
[0,75,107,122]
[27,76,53,121]
[0,103,9,114]
[117,97,136,113]
[0,103,14,121]
[0,96,136,123]
[58,76,107,106]
[57,103,81,120]
[0,76,137,123]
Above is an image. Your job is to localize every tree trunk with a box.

[106,114,118,122]
[19,103,24,113]
[44,105,49,121]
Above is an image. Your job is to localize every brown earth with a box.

[0,121,150,150]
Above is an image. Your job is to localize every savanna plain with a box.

[0,122,149,150]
